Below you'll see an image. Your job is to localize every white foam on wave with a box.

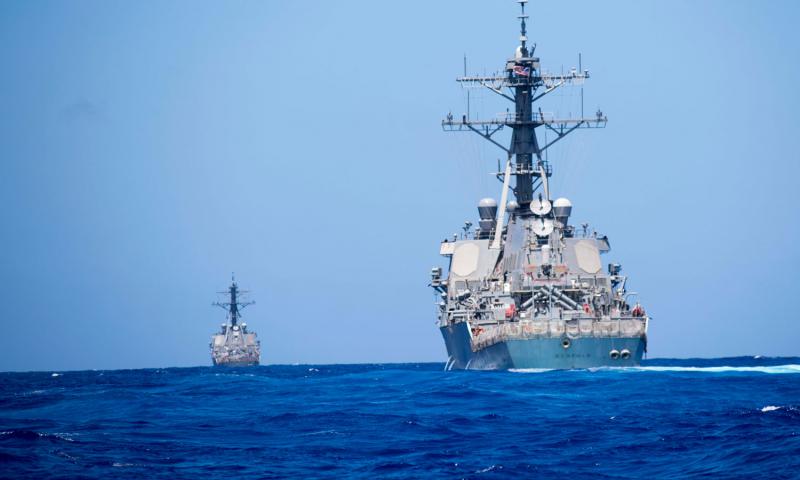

[16,389,47,397]
[761,405,781,412]
[626,365,800,374]
[508,365,800,374]
[475,464,501,474]
[0,431,76,441]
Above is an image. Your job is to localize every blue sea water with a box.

[2,357,800,479]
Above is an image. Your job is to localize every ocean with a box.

[2,357,799,479]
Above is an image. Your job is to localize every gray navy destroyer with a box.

[431,1,649,370]
[210,276,260,366]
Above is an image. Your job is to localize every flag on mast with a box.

[513,65,530,76]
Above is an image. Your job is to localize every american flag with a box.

[513,65,530,77]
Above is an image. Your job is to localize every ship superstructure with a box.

[432,1,648,370]
[210,276,260,366]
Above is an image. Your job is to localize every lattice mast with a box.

[213,274,254,327]
[443,0,607,210]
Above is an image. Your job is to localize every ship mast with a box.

[213,274,254,327]
[443,0,606,210]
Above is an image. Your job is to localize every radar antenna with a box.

[518,0,528,53]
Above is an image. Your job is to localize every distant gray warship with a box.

[210,276,260,366]
[431,1,648,370]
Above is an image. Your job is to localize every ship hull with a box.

[441,322,645,370]
[212,359,260,367]
[211,350,260,367]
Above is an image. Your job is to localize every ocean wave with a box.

[508,364,800,374]
[2,362,800,478]
[626,365,800,374]
[475,464,502,474]
[0,430,76,443]
[509,364,800,374]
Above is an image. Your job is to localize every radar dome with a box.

[477,198,498,220]
[553,197,573,226]
[507,201,519,213]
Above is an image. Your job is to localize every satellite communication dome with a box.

[553,197,573,224]
[507,201,519,212]
[478,198,498,220]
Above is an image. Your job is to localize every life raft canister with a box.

[505,303,517,319]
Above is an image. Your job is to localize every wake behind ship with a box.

[210,276,260,366]
[431,1,649,370]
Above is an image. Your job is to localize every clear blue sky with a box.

[1,1,799,371]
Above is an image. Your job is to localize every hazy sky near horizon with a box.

[1,1,799,371]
